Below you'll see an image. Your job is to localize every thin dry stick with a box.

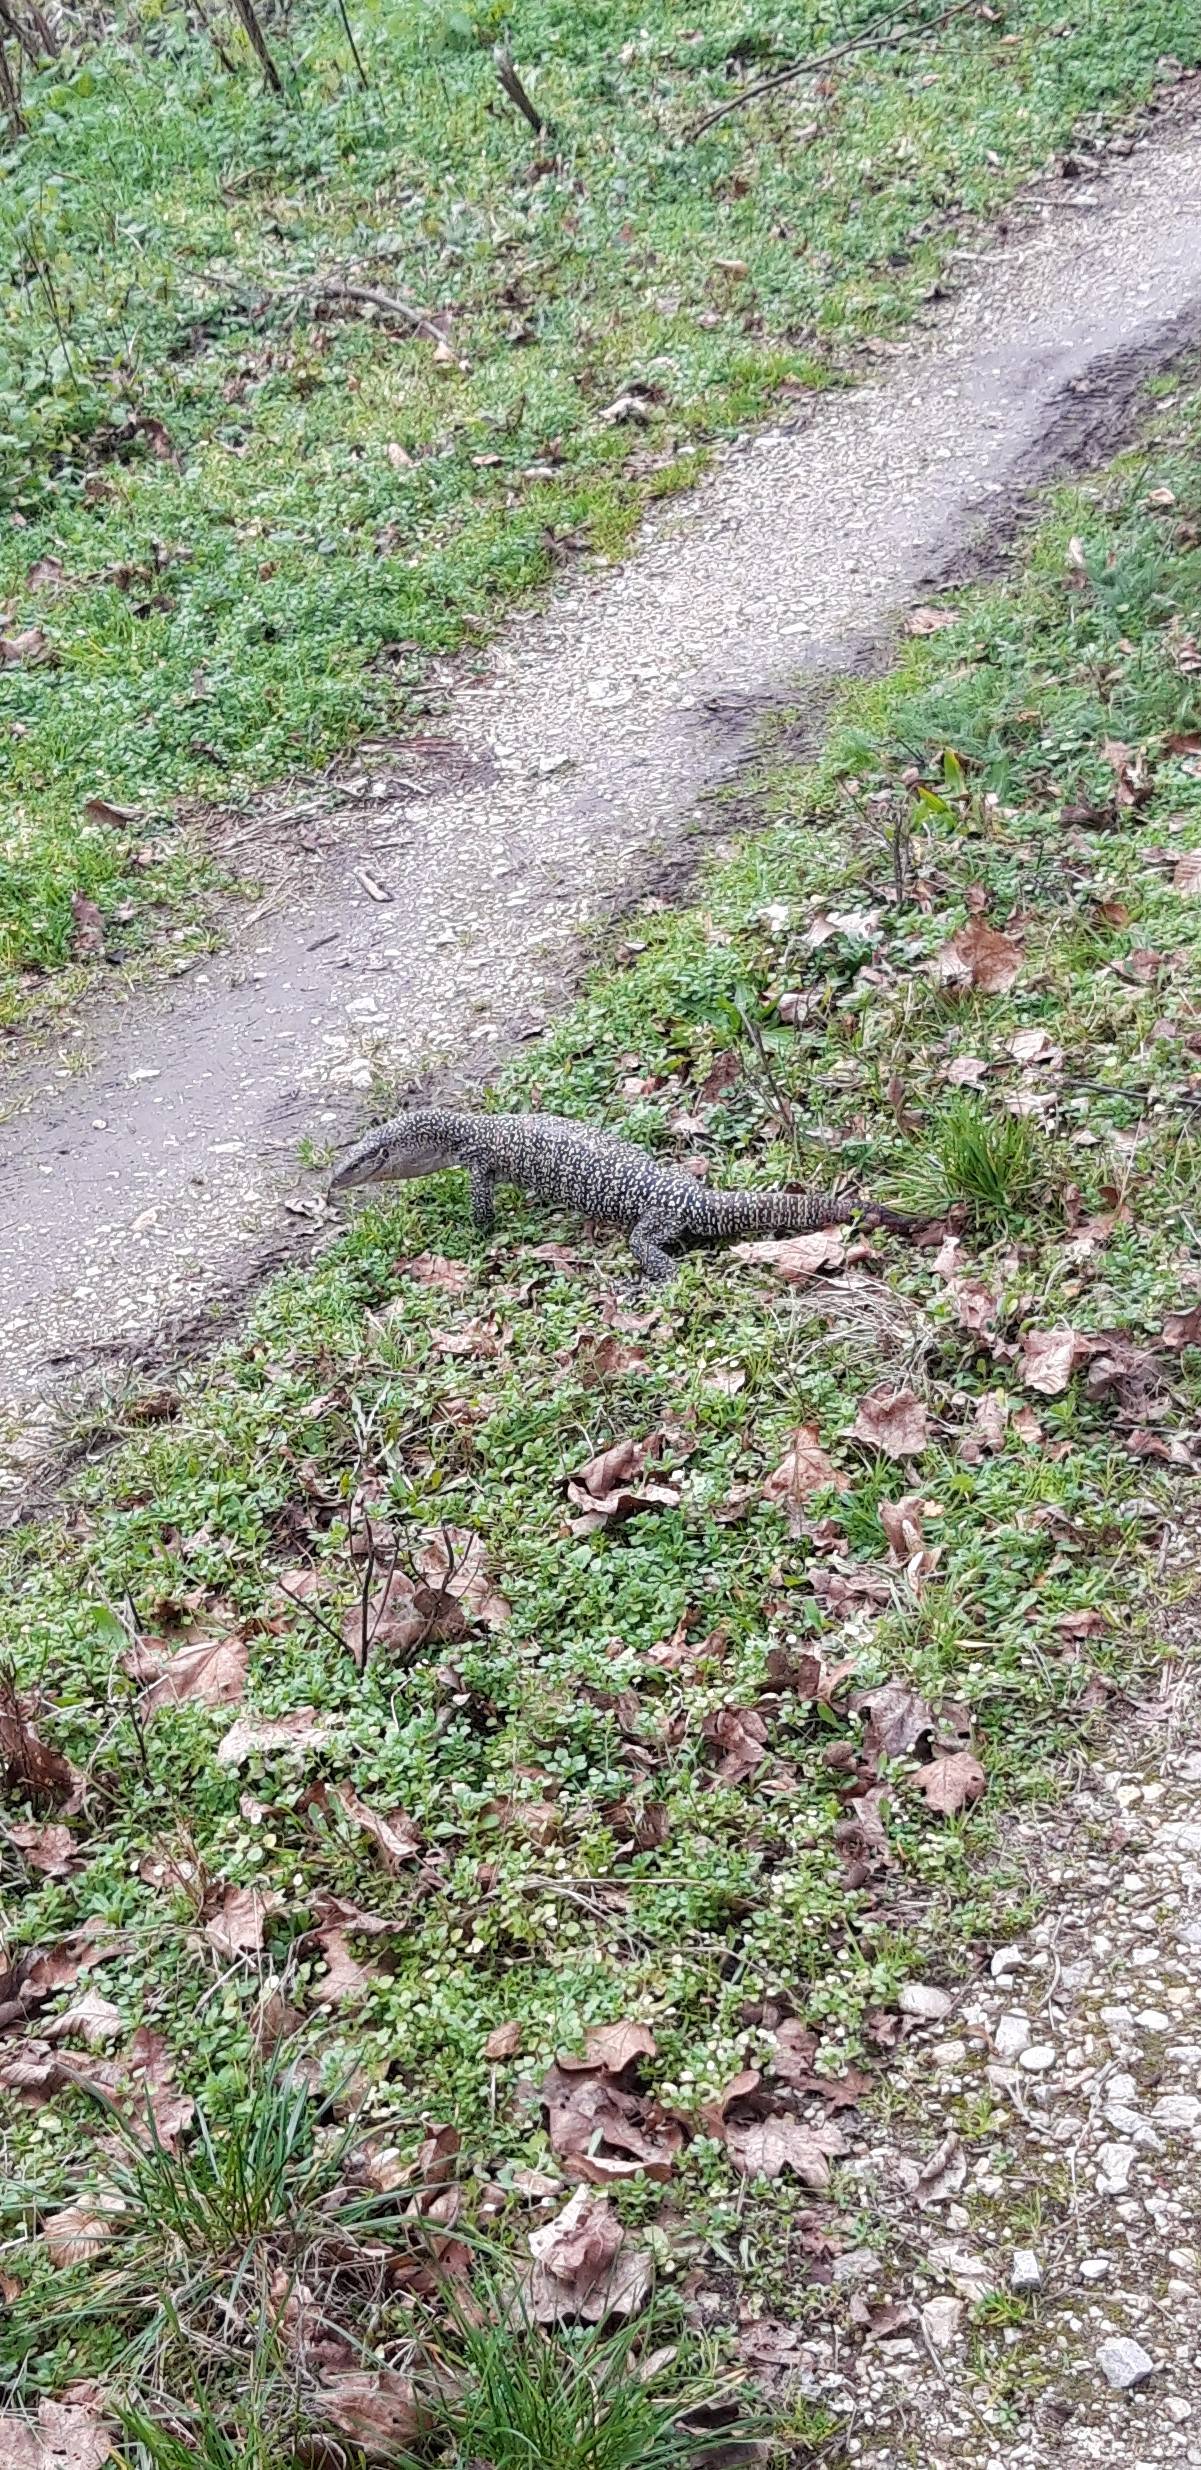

[492,40,549,137]
[228,0,285,95]
[0,0,41,69]
[190,0,239,76]
[0,37,23,133]
[311,277,441,340]
[335,0,368,88]
[689,0,974,139]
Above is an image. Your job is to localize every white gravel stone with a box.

[921,2297,964,2349]
[1096,2142,1138,2194]
[1151,2093,1201,2133]
[1010,2249,1042,2292]
[899,1983,953,2022]
[1018,2043,1057,2073]
[994,2012,1032,2061]
[1096,2335,1156,2390]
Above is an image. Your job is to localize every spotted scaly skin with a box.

[330,1106,913,1283]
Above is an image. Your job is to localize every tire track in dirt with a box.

[3,97,1201,1487]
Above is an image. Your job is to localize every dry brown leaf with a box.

[565,1435,681,1533]
[0,2400,115,2469]
[140,1634,247,1718]
[541,2062,681,2186]
[906,605,958,634]
[856,1678,936,1762]
[483,2020,523,2062]
[44,2200,122,2270]
[0,626,54,666]
[312,1928,373,2005]
[216,1708,331,1767]
[415,1527,510,1630]
[850,1387,928,1458]
[1172,851,1201,896]
[912,1750,985,1815]
[8,1821,78,1876]
[913,2131,967,2207]
[724,2115,847,2187]
[945,1054,989,1087]
[935,920,1021,994]
[762,1424,847,1530]
[26,555,67,592]
[1011,1403,1043,1445]
[0,1682,82,1809]
[972,1392,1009,1451]
[702,1705,769,1785]
[1018,1326,1089,1397]
[1162,1304,1201,1350]
[316,2371,421,2456]
[70,894,105,961]
[44,1991,122,2049]
[204,1884,283,1957]
[732,1230,846,1280]
[562,2022,657,2075]
[333,1782,422,1872]
[525,2188,652,2322]
[395,1251,471,1292]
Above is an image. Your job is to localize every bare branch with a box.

[228,0,285,96]
[688,0,975,141]
[492,40,550,138]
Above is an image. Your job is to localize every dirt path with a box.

[742,1653,1201,2467]
[4,102,1201,1488]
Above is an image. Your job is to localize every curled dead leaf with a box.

[483,2020,523,2062]
[332,1783,422,1872]
[849,1387,928,1459]
[1018,1326,1089,1397]
[524,2187,652,2322]
[0,2401,114,2470]
[912,1749,985,1815]
[316,2371,421,2457]
[763,1423,847,1530]
[724,2114,847,2187]
[702,1705,768,1785]
[44,2199,123,2270]
[216,1708,331,1767]
[732,1230,846,1281]
[906,605,958,634]
[203,1883,283,1958]
[139,1633,247,1718]
[934,920,1021,995]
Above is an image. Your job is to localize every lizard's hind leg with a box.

[469,1164,497,1234]
[628,1215,681,1285]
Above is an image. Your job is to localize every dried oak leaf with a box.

[311,1928,374,2005]
[332,1782,422,1873]
[316,2372,421,2457]
[216,1708,331,1767]
[732,1230,846,1280]
[724,2115,847,2188]
[559,2021,657,2075]
[394,1252,470,1292]
[203,1884,283,1957]
[934,920,1021,994]
[416,1526,510,1630]
[541,2062,682,2186]
[43,1991,122,2050]
[1162,1304,1201,1350]
[525,2187,651,2323]
[763,1424,847,1530]
[0,1682,82,1810]
[483,2020,523,2061]
[44,2200,123,2270]
[1172,851,1201,896]
[855,1678,936,1762]
[1018,1326,1090,1397]
[849,1387,928,1458]
[0,626,55,666]
[702,1705,768,1785]
[565,1436,681,1533]
[912,1750,985,1815]
[8,1821,78,1877]
[139,1633,247,1718]
[0,2401,114,2470]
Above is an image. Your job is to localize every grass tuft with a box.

[903,1096,1051,1233]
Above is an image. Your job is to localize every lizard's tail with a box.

[708,1186,919,1238]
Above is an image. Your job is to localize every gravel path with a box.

[734,1649,1201,2466]
[3,97,1201,1486]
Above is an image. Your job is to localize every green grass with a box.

[4,367,1201,2451]
[1,0,1199,1022]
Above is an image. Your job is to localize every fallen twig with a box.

[493,41,551,139]
[688,0,975,140]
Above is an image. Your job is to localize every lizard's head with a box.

[328,1110,449,1192]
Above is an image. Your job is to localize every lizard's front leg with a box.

[469,1163,497,1234]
